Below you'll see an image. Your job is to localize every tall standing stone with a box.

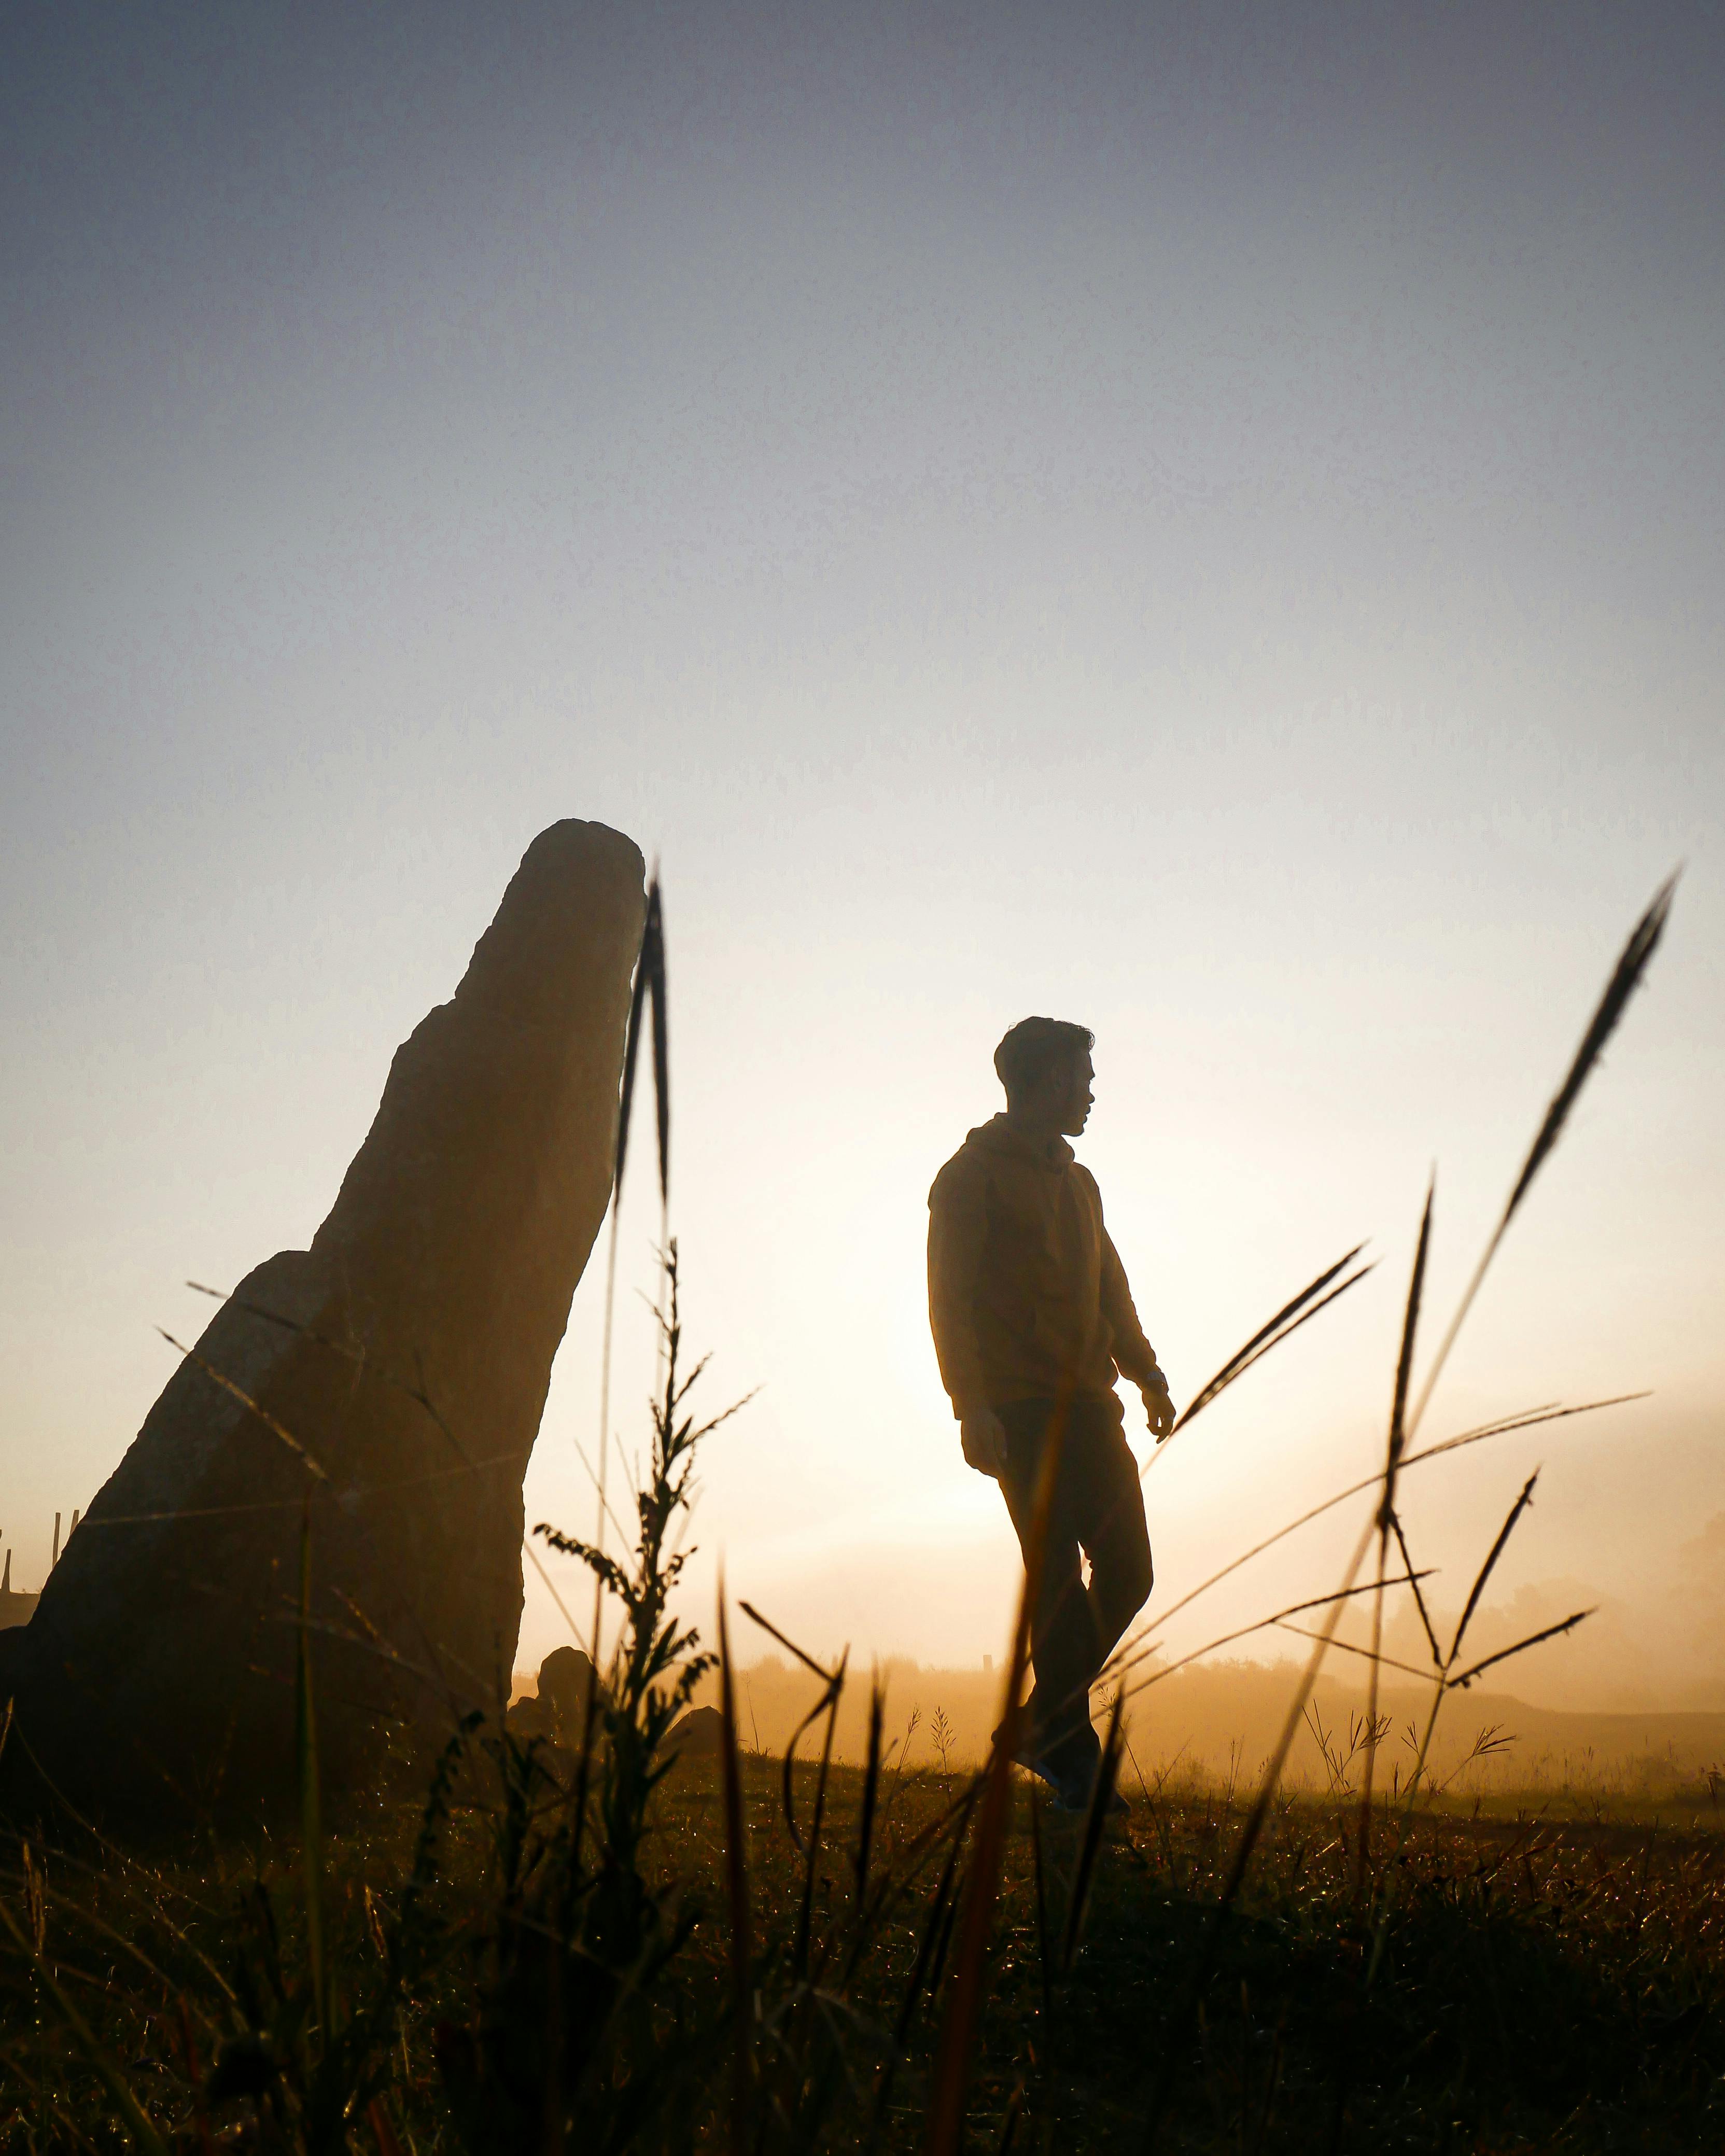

[0,821,644,1819]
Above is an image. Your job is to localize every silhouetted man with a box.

[927,1018,1173,1810]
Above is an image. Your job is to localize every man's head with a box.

[994,1017,1096,1138]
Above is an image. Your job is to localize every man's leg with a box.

[1070,1397,1154,1674]
[995,1399,1104,1781]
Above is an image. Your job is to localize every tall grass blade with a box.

[1449,1473,1539,1666]
[1272,1625,1434,1683]
[567,1606,603,1877]
[717,1580,752,2152]
[1060,1689,1124,1972]
[1500,879,1674,1226]
[1191,1244,1366,1401]
[737,1600,843,1848]
[1359,1180,1433,1887]
[738,1599,835,1681]
[1389,1513,1443,1670]
[1407,1394,1646,1467]
[779,1679,842,1851]
[647,880,669,1206]
[854,1676,885,1917]
[1407,874,1676,1440]
[521,1534,595,1657]
[1165,1246,1370,1437]
[1447,1608,1593,1690]
[612,874,667,1207]
[595,874,663,1664]
[1030,1783,1051,2023]
[613,878,655,1201]
[1382,1181,1433,1510]
[590,1206,623,1694]
[1109,1393,1636,1670]
[923,1392,1069,2156]
[794,1650,845,1979]
[1383,1473,1550,1822]
[1111,1572,1433,1701]
[294,1503,327,2042]
[1148,1268,1374,1477]
[155,1330,329,1482]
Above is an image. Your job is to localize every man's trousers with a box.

[995,1394,1153,1780]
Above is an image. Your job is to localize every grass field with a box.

[634,1755,1725,2152]
[4,1743,1723,2153]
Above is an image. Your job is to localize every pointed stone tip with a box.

[450,820,648,1021]
[518,819,646,883]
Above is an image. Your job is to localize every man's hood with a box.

[963,1113,1075,1173]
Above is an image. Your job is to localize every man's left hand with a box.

[1140,1374,1176,1441]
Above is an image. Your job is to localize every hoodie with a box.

[926,1114,1160,1420]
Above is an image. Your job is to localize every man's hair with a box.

[993,1017,1095,1100]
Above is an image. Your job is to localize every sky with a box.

[3,1,1721,1708]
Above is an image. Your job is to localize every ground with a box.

[3,1750,1722,2152]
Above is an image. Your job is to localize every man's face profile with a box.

[1056,1052,1096,1136]
[1018,1050,1094,1137]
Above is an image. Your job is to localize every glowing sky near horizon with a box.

[2,2,1721,1700]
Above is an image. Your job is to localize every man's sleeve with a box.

[1101,1230,1162,1387]
[928,1160,991,1421]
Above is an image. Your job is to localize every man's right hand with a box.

[960,1408,1009,1479]
[1140,1371,1177,1441]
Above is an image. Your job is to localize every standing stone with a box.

[536,1644,598,1747]
[0,821,644,1820]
